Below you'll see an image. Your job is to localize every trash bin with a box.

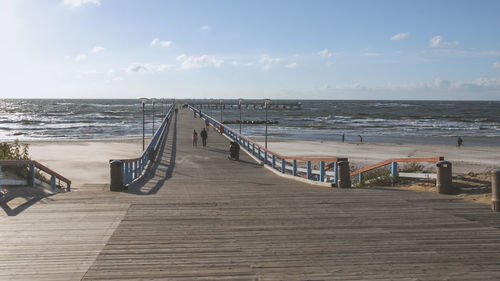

[110,160,123,192]
[337,161,351,188]
[436,161,453,194]
[229,141,240,160]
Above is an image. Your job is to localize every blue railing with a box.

[0,160,71,191]
[113,104,175,186]
[189,105,347,186]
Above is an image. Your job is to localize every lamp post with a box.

[264,99,271,149]
[139,98,149,151]
[238,98,243,134]
[151,98,157,136]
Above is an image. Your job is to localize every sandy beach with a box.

[258,139,500,174]
[27,138,148,188]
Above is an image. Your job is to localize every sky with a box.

[1,0,500,100]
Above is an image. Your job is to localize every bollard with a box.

[492,169,500,212]
[436,161,453,194]
[110,160,124,192]
[337,161,351,188]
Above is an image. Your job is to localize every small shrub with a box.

[401,162,425,173]
[358,167,394,187]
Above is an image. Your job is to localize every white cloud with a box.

[481,50,500,56]
[285,62,298,69]
[126,63,172,73]
[91,46,106,53]
[201,25,210,31]
[434,78,451,88]
[318,48,333,58]
[62,0,101,8]
[493,62,500,69]
[391,32,409,41]
[75,54,88,61]
[151,38,172,47]
[429,35,460,48]
[177,54,224,70]
[362,52,381,57]
[259,55,281,70]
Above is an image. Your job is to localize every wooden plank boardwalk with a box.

[2,108,500,280]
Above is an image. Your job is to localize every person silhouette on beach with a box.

[359,135,363,143]
[342,133,345,143]
[200,128,208,147]
[192,129,198,147]
[457,137,463,148]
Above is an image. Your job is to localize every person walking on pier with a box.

[201,128,208,147]
[192,129,198,147]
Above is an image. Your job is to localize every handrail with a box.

[111,104,175,186]
[189,105,346,186]
[0,159,71,191]
[350,157,443,177]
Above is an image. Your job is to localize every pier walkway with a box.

[2,108,500,280]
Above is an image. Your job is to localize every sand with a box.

[259,139,500,174]
[26,138,148,188]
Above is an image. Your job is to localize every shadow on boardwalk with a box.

[0,186,57,216]
[126,111,178,195]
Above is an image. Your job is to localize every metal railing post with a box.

[320,161,325,182]
[29,163,35,187]
[334,162,338,186]
[51,175,56,190]
[391,161,398,185]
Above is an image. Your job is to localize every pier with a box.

[192,100,302,110]
[2,107,500,280]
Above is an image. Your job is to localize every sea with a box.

[1,99,499,146]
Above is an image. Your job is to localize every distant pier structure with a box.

[193,101,302,110]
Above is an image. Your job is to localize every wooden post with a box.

[264,151,268,165]
[358,173,363,185]
[320,161,325,182]
[272,155,276,169]
[307,161,312,180]
[258,148,261,161]
[293,160,297,176]
[492,169,500,212]
[281,159,285,174]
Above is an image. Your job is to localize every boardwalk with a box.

[2,108,500,280]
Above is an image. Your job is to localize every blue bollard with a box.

[281,158,286,173]
[306,161,312,179]
[293,160,297,176]
[358,173,363,184]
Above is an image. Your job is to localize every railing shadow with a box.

[0,186,56,216]
[126,112,177,195]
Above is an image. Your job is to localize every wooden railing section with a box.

[189,105,346,186]
[0,160,71,191]
[111,104,175,186]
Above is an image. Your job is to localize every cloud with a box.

[91,46,106,53]
[318,48,333,58]
[75,54,88,61]
[391,32,409,40]
[259,55,281,70]
[62,0,101,8]
[200,25,210,31]
[177,54,224,70]
[434,78,451,88]
[481,50,500,56]
[362,52,381,57]
[126,63,172,73]
[151,38,172,47]
[493,62,500,69]
[429,35,459,48]
[285,62,298,69]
